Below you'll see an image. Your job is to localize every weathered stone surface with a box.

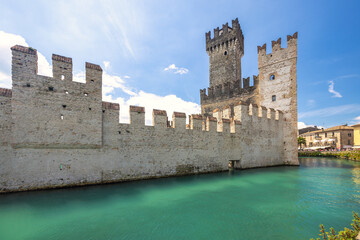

[0,20,298,193]
[201,19,299,166]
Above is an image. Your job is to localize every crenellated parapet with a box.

[257,32,298,64]
[100,101,283,134]
[0,88,12,97]
[102,101,120,110]
[205,18,244,55]
[200,75,258,104]
[206,19,245,87]
[10,45,104,149]
[11,45,102,89]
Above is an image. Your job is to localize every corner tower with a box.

[206,18,244,87]
[257,33,298,165]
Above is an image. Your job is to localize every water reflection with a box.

[352,168,360,185]
[0,157,360,240]
[300,157,360,169]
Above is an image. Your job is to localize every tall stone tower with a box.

[206,18,244,87]
[200,19,298,166]
[257,33,298,165]
[201,19,259,116]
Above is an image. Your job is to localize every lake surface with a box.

[1,157,360,240]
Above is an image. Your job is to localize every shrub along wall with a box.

[299,151,360,161]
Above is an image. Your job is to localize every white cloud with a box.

[103,84,200,125]
[328,80,342,98]
[298,122,312,129]
[0,31,200,125]
[355,116,360,121]
[0,71,11,88]
[103,61,111,70]
[0,30,52,89]
[164,64,189,75]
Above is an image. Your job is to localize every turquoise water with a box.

[1,158,360,240]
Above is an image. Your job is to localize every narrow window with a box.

[272,95,276,101]
[49,87,54,91]
[224,51,227,56]
[102,110,105,113]
[61,75,65,80]
[26,83,31,87]
[89,108,92,110]
[348,133,352,137]
[325,133,327,137]
[91,80,94,82]
[270,75,275,80]
[348,140,351,145]
[62,105,66,108]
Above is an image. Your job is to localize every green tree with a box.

[310,211,360,240]
[298,136,306,149]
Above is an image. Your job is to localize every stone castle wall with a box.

[201,19,298,166]
[257,33,298,165]
[0,45,285,192]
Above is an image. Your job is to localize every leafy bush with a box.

[299,151,360,161]
[310,211,360,240]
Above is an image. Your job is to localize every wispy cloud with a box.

[307,99,315,107]
[299,104,360,119]
[328,80,342,98]
[164,64,189,75]
[309,74,360,86]
[99,0,149,60]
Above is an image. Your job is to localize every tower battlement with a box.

[10,45,103,149]
[205,18,244,53]
[257,32,298,57]
[200,75,258,105]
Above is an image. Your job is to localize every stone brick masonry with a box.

[0,19,298,193]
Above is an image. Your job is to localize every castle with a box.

[0,19,298,193]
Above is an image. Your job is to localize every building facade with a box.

[351,124,360,149]
[300,125,354,150]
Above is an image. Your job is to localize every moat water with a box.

[1,157,360,240]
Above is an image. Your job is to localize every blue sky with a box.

[0,0,359,127]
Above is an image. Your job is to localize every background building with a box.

[351,124,360,149]
[300,125,353,150]
[298,126,321,136]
